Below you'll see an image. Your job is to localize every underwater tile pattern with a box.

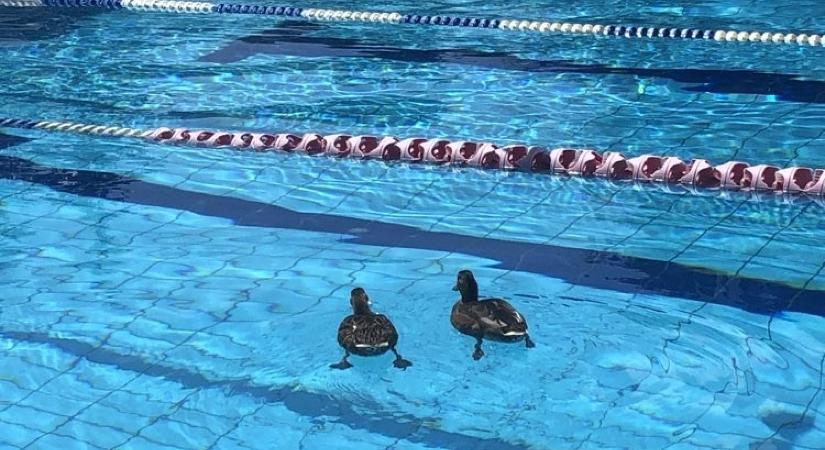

[1,0,825,449]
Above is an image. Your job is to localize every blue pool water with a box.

[1,1,825,449]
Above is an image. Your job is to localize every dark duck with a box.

[451,270,535,360]
[331,288,412,370]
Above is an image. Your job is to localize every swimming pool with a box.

[1,1,824,449]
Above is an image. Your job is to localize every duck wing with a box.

[371,314,399,347]
[451,301,483,336]
[337,315,358,348]
[473,299,528,336]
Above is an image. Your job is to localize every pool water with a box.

[1,1,824,449]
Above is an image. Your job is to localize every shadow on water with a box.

[750,406,820,450]
[201,21,825,104]
[0,7,108,43]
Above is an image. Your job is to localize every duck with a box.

[450,270,535,360]
[330,288,412,370]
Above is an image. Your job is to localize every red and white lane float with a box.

[146,127,825,196]
[1,118,824,200]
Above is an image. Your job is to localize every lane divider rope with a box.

[1,0,823,48]
[3,117,825,202]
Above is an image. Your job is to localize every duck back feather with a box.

[338,313,399,357]
[451,299,528,342]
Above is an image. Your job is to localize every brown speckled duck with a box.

[330,288,412,370]
[451,270,535,360]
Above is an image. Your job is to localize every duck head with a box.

[350,287,372,315]
[453,270,479,302]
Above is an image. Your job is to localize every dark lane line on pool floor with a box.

[0,153,823,317]
[0,330,528,450]
[0,7,109,43]
[0,132,30,149]
[200,21,825,105]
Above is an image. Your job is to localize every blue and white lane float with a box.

[0,0,823,48]
[2,117,824,200]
